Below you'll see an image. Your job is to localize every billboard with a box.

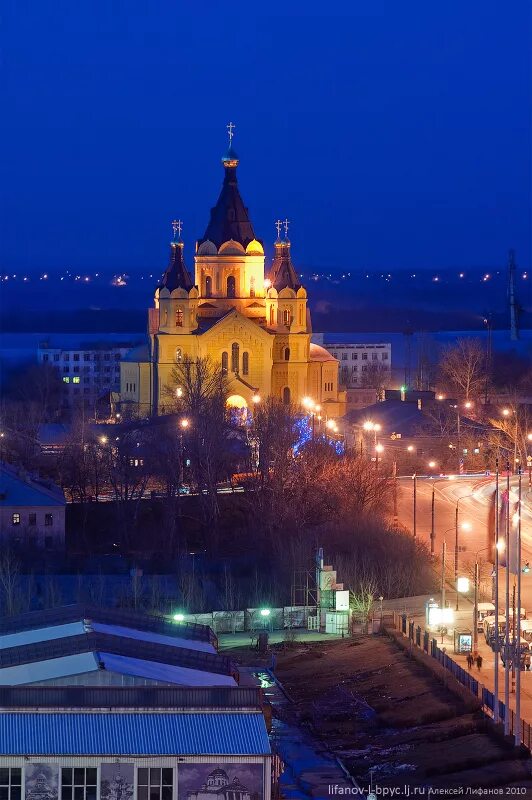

[25,765,59,800]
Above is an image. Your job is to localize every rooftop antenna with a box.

[508,249,519,341]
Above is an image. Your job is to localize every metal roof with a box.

[0,711,270,755]
[0,464,65,507]
[0,604,217,646]
[0,632,235,678]
[0,685,263,709]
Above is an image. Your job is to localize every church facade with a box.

[120,136,341,417]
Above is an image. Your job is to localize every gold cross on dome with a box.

[283,218,290,239]
[275,219,283,240]
[227,121,236,145]
[171,219,183,240]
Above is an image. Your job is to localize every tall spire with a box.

[159,221,194,291]
[199,124,258,249]
[269,220,300,291]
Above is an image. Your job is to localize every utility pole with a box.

[504,463,511,735]
[508,249,519,341]
[515,469,522,745]
[473,561,479,655]
[430,481,435,556]
[454,504,459,610]
[441,539,446,610]
[494,459,500,724]
[413,474,417,539]
[392,460,398,526]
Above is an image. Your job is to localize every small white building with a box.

[0,463,66,550]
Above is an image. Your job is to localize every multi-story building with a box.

[0,462,65,550]
[313,339,391,390]
[38,340,136,413]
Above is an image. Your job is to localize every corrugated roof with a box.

[0,604,217,646]
[0,685,263,709]
[0,711,270,755]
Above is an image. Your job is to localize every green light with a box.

[260,608,271,617]
[400,386,406,392]
[173,613,185,622]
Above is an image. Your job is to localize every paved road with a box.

[397,474,532,610]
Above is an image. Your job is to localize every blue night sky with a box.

[2,1,530,275]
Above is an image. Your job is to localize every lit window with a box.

[63,376,70,383]
[73,377,80,383]
[45,514,53,526]
[176,308,183,327]
[175,348,182,363]
[11,513,20,526]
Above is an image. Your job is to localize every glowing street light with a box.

[464,401,473,410]
[252,394,261,404]
[99,436,108,444]
[375,444,384,453]
[502,408,511,417]
[457,577,470,593]
[173,613,185,622]
[180,418,190,430]
[260,608,271,617]
[407,445,414,452]
[428,460,437,469]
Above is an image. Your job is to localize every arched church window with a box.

[284,347,290,362]
[250,276,255,298]
[298,305,303,325]
[163,308,168,326]
[231,342,240,373]
[283,309,290,326]
[242,352,249,375]
[176,308,183,327]
[282,387,291,405]
[227,275,236,298]
[205,276,212,297]
[269,306,275,326]
[221,352,228,374]
[175,348,183,363]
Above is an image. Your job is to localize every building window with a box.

[242,352,249,375]
[352,353,357,360]
[250,276,255,297]
[84,354,91,361]
[11,514,20,526]
[205,275,212,297]
[231,342,240,373]
[63,366,69,373]
[63,376,70,383]
[342,354,347,361]
[227,275,236,298]
[63,354,70,361]
[42,354,49,362]
[352,365,358,372]
[382,353,389,360]
[29,513,36,525]
[54,354,60,361]
[73,353,80,362]
[73,377,80,384]
[283,309,290,326]
[137,769,173,800]
[362,353,368,360]
[176,308,183,327]
[269,306,275,326]
[372,353,378,360]
[45,513,53,526]
[282,387,291,405]
[298,305,303,325]
[175,348,183,363]
[62,768,97,800]
[163,308,168,326]
[221,352,228,374]
[284,347,290,361]
[104,353,110,361]
[0,768,22,800]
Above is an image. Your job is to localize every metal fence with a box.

[393,613,531,752]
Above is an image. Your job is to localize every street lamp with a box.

[252,394,261,404]
[173,613,185,622]
[375,442,384,471]
[99,436,108,444]
[455,493,474,609]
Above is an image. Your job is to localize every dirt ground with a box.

[269,634,532,792]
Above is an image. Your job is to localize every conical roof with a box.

[198,155,258,250]
[269,240,301,291]
[159,241,194,291]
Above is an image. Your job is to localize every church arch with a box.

[284,347,290,362]
[175,348,183,363]
[221,352,228,374]
[250,276,255,298]
[269,306,275,326]
[282,386,291,405]
[227,275,236,298]
[283,309,290,326]
[205,275,212,297]
[175,308,183,327]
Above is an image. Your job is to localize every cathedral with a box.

[121,130,342,417]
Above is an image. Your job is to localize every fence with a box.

[393,613,532,752]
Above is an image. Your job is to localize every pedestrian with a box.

[476,654,483,671]
[467,653,473,670]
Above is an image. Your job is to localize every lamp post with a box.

[454,495,473,610]
[412,473,417,539]
[428,462,437,556]
[179,418,190,493]
[375,443,384,472]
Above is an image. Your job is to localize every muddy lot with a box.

[271,634,532,791]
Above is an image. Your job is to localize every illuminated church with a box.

[121,129,341,416]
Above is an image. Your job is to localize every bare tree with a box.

[438,338,487,401]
